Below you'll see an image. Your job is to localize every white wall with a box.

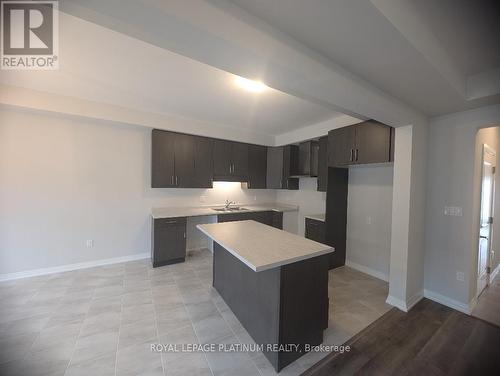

[424,104,500,311]
[276,178,326,236]
[0,109,277,276]
[346,165,393,281]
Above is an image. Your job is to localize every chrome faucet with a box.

[224,199,235,209]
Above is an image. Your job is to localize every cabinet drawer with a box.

[155,217,187,228]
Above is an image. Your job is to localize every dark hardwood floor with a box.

[303,298,500,376]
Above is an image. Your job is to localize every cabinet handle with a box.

[170,176,174,185]
[184,232,186,239]
[355,149,359,162]
[350,149,353,162]
[175,176,178,185]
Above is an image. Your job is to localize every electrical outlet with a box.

[456,271,465,282]
[86,239,94,248]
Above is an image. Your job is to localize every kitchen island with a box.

[197,220,333,372]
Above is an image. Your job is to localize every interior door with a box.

[477,144,496,297]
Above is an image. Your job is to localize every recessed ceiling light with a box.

[234,76,268,93]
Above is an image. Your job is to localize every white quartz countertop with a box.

[151,203,298,219]
[304,213,326,222]
[197,220,333,272]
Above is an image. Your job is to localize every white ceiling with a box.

[229,0,500,116]
[0,13,339,136]
[410,0,500,76]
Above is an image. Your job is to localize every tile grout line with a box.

[150,273,166,376]
[174,262,215,376]
[212,290,265,376]
[63,278,97,376]
[114,293,124,376]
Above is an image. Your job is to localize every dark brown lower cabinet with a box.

[213,243,329,372]
[151,217,187,267]
[217,211,283,229]
[305,218,326,243]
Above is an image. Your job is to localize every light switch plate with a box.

[444,206,463,216]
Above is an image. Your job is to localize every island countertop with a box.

[197,220,333,272]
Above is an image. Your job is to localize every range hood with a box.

[289,141,319,177]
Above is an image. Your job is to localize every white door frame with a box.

[477,144,496,298]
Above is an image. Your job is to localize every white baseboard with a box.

[386,295,407,311]
[0,252,150,282]
[406,290,424,311]
[386,290,423,312]
[423,289,472,314]
[345,260,389,282]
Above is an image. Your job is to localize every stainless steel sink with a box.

[212,207,248,212]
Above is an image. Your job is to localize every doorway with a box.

[477,144,496,297]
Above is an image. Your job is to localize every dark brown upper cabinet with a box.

[152,129,176,188]
[247,145,267,189]
[266,146,299,190]
[293,140,319,177]
[317,136,328,192]
[213,140,248,182]
[328,120,393,167]
[151,129,213,188]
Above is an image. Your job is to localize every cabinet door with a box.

[151,130,176,187]
[298,142,312,176]
[193,136,214,188]
[174,133,195,188]
[271,211,283,229]
[284,144,299,177]
[305,218,326,243]
[354,121,391,164]
[213,139,233,177]
[310,141,319,177]
[317,136,328,192]
[152,218,186,267]
[232,142,249,178]
[266,147,284,189]
[248,145,267,189]
[328,126,356,167]
[251,211,273,226]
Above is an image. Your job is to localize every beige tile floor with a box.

[472,273,500,327]
[0,249,391,376]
